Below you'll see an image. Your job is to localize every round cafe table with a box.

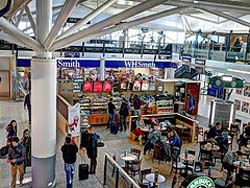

[120,153,137,169]
[145,173,166,188]
[233,161,250,171]
[203,143,220,151]
[179,153,196,177]
[140,126,167,132]
[203,169,223,179]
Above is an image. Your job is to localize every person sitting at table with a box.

[207,122,228,152]
[222,150,242,178]
[143,125,162,155]
[230,120,240,140]
[162,129,182,160]
[135,115,146,144]
[238,122,250,149]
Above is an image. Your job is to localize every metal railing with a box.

[103,153,140,188]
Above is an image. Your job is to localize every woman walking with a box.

[21,129,31,173]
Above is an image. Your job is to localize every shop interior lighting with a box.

[227,69,250,75]
[222,75,233,82]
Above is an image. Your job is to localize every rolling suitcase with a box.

[110,123,119,134]
[79,164,89,180]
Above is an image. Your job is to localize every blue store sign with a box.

[17,58,177,69]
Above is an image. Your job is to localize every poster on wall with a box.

[68,103,81,137]
[149,81,156,91]
[236,88,243,95]
[133,80,141,91]
[243,85,250,97]
[241,101,249,113]
[141,80,149,91]
[234,99,241,111]
[94,81,103,92]
[103,81,112,92]
[120,81,128,90]
[83,81,93,92]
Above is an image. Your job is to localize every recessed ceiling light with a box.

[193,0,199,3]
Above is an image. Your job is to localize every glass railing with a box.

[103,153,140,188]
[183,42,250,63]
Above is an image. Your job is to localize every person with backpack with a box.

[7,136,26,188]
[119,98,129,132]
[61,136,78,188]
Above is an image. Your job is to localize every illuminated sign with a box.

[186,176,215,188]
[124,60,156,68]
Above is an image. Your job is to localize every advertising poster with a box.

[103,81,112,92]
[234,99,241,111]
[83,81,93,92]
[149,81,156,91]
[120,81,127,90]
[68,103,81,137]
[236,88,243,95]
[243,85,250,97]
[241,101,249,113]
[94,81,102,92]
[133,80,141,91]
[141,80,149,91]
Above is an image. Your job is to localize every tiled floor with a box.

[0,100,102,188]
[0,95,238,188]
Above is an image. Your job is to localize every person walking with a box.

[6,120,18,139]
[119,98,129,132]
[133,95,142,116]
[7,136,26,188]
[24,90,31,124]
[20,129,31,173]
[86,125,98,174]
[107,98,116,129]
[61,136,78,188]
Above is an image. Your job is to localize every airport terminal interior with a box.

[1,0,250,188]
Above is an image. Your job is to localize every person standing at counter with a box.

[119,98,129,132]
[133,95,142,116]
[107,98,116,129]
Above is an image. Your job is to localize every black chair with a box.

[129,148,141,165]
[214,179,233,188]
[170,148,185,174]
[139,168,152,186]
[198,141,212,162]
[128,158,142,177]
[152,144,167,165]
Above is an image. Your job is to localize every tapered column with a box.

[31,58,57,187]
[100,58,105,81]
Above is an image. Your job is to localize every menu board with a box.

[141,80,149,91]
[94,81,103,92]
[103,81,112,92]
[133,80,141,91]
[82,81,93,92]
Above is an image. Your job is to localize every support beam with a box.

[50,6,187,51]
[187,15,218,24]
[44,0,79,49]
[16,8,24,27]
[24,6,37,37]
[6,0,31,18]
[197,7,250,28]
[0,17,43,51]
[58,0,117,40]
[51,0,169,50]
[0,32,27,47]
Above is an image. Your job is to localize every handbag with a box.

[97,137,104,147]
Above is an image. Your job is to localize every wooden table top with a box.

[203,143,220,151]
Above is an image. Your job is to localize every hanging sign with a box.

[181,54,192,63]
[195,58,206,65]
[64,52,81,58]
[68,103,81,137]
[0,0,12,17]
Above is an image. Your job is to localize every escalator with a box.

[175,66,198,79]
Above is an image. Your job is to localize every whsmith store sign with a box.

[17,58,177,69]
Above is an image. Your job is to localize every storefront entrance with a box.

[0,71,10,97]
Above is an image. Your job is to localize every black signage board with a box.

[63,46,82,52]
[84,47,103,53]
[105,47,123,53]
[66,17,81,23]
[124,48,140,54]
[143,49,157,54]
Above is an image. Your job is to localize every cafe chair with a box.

[139,168,152,185]
[198,141,212,162]
[187,161,203,173]
[130,147,141,162]
[138,182,148,188]
[214,179,233,188]
[128,158,142,177]
[170,155,186,174]
[152,144,167,165]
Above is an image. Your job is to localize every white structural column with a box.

[32,0,56,187]
[100,58,105,81]
[168,68,175,79]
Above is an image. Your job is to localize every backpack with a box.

[0,145,9,159]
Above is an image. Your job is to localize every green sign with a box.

[209,75,245,88]
[187,176,215,188]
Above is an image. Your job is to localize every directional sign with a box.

[0,0,12,17]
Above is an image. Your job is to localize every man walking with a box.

[7,136,26,188]
[24,90,31,124]
[107,98,116,129]
[61,136,78,188]
[119,98,129,132]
